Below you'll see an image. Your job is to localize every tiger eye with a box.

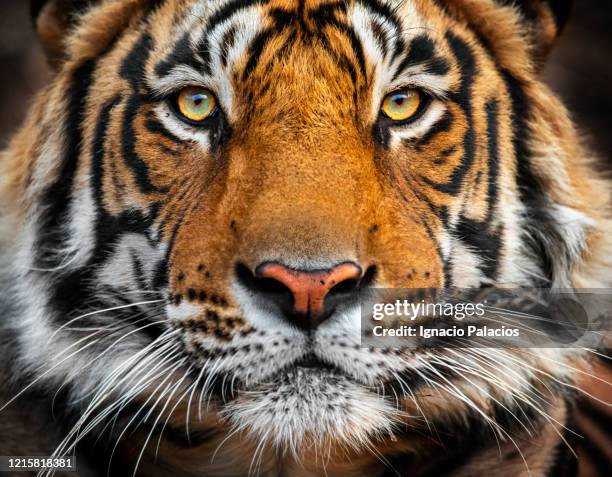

[175,87,216,123]
[381,89,422,121]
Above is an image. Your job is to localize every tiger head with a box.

[1,0,610,474]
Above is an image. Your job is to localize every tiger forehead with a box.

[149,0,451,90]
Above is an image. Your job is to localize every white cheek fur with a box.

[387,100,447,148]
[155,104,212,150]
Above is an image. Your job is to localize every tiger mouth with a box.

[263,353,347,383]
[292,353,337,371]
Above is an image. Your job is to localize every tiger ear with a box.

[30,0,100,67]
[504,0,573,61]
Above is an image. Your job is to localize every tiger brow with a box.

[392,34,451,82]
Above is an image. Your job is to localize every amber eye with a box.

[381,89,422,122]
[175,86,217,123]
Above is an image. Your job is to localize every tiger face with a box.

[1,0,610,474]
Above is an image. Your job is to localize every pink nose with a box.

[255,262,362,328]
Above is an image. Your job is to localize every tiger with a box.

[0,0,610,476]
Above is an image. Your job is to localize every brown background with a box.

[0,1,611,161]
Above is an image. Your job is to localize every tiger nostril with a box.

[235,263,292,295]
[328,276,359,294]
[236,261,369,330]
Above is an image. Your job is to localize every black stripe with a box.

[152,257,169,290]
[121,31,152,85]
[242,4,309,80]
[369,17,390,57]
[450,99,503,280]
[155,31,203,77]
[30,0,94,26]
[205,0,271,34]
[47,95,159,321]
[357,0,404,62]
[500,69,560,284]
[485,100,500,222]
[495,0,573,33]
[91,95,123,213]
[500,70,541,205]
[548,449,578,477]
[182,1,275,78]
[454,96,505,281]
[48,211,157,319]
[243,2,365,86]
[443,101,503,283]
[155,0,272,78]
[455,217,500,280]
[358,0,399,27]
[342,24,368,79]
[545,399,579,477]
[130,249,149,292]
[443,253,452,286]
[578,399,612,438]
[144,118,186,145]
[121,93,167,194]
[196,35,214,77]
[318,31,360,90]
[120,32,168,194]
[153,212,184,291]
[404,171,448,226]
[220,24,238,67]
[393,35,450,81]
[423,32,476,196]
[414,112,452,150]
[35,59,97,268]
[577,442,611,476]
[544,0,573,32]
[309,3,367,80]
[434,146,456,165]
[384,375,515,476]
[242,28,276,81]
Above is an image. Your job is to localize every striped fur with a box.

[0,0,610,475]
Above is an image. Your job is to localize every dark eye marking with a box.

[120,32,169,194]
[369,17,389,53]
[414,112,452,150]
[155,32,194,77]
[145,118,186,145]
[421,32,477,196]
[220,24,238,67]
[392,35,451,81]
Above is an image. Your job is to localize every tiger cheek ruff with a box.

[0,1,610,476]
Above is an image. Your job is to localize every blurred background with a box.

[0,0,611,163]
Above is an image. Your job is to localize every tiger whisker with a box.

[53,333,178,445]
[132,359,189,477]
[63,319,172,405]
[52,339,176,453]
[104,350,183,475]
[49,299,165,340]
[429,353,536,436]
[40,338,178,477]
[154,366,196,458]
[185,365,207,441]
[457,349,580,455]
[417,354,532,473]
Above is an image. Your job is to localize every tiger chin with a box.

[0,0,610,476]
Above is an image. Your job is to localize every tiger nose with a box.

[254,262,363,329]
